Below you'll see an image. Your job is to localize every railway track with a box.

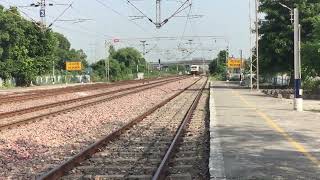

[37,77,208,180]
[154,84,210,179]
[0,76,188,130]
[0,76,178,104]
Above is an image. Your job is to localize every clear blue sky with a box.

[2,0,253,63]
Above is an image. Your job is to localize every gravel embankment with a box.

[0,80,164,114]
[0,77,198,179]
[0,78,182,127]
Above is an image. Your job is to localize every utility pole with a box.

[226,45,229,81]
[249,0,253,90]
[105,41,110,82]
[278,3,303,111]
[156,0,161,28]
[29,0,53,30]
[294,8,303,111]
[255,0,259,90]
[140,40,147,76]
[40,0,46,30]
[240,49,243,82]
[249,0,259,90]
[52,59,55,84]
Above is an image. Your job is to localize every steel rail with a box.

[0,77,185,119]
[0,76,179,104]
[152,77,208,180]
[37,78,202,180]
[0,77,187,130]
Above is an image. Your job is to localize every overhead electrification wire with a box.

[0,0,41,27]
[166,0,191,22]
[94,0,151,34]
[126,0,153,23]
[48,1,73,27]
[177,2,192,51]
[52,24,112,38]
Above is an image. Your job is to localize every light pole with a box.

[293,8,303,111]
[278,3,303,111]
[279,2,293,23]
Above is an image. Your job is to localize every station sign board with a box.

[66,61,82,71]
[227,58,242,69]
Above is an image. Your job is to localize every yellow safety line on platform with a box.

[232,90,320,168]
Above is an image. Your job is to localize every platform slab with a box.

[209,81,320,179]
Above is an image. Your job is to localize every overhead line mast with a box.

[127,0,195,29]
[249,0,259,90]
[27,0,72,31]
[156,0,161,28]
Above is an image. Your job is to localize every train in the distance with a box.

[190,65,203,75]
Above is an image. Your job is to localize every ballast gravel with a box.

[0,77,198,179]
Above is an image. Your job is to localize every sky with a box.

[1,0,254,64]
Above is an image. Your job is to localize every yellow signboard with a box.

[228,58,241,69]
[66,62,82,71]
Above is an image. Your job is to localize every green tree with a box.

[0,5,88,86]
[209,50,227,75]
[111,47,145,73]
[259,0,320,78]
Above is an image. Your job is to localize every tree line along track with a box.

[0,76,179,104]
[37,77,208,180]
[0,76,189,131]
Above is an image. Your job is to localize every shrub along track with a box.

[37,76,208,180]
[0,76,177,104]
[0,76,187,130]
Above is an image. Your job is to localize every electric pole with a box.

[40,0,46,29]
[29,0,53,30]
[249,0,259,90]
[105,41,111,82]
[294,8,303,111]
[255,0,260,90]
[249,0,253,90]
[240,49,243,82]
[52,58,55,84]
[156,0,161,28]
[140,40,149,76]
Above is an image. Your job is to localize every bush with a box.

[303,78,320,92]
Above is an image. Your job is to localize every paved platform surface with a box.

[209,81,320,180]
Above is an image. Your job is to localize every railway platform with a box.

[209,81,320,179]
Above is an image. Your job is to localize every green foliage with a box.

[259,0,320,77]
[0,6,88,86]
[91,47,145,81]
[209,50,227,77]
[91,46,184,82]
[167,64,186,73]
[111,47,145,73]
[303,78,320,92]
[53,33,88,73]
